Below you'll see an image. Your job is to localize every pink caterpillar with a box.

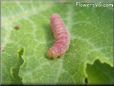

[48,13,70,58]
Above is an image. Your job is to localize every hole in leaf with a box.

[14,25,20,30]
[85,77,88,84]
[11,48,24,84]
[86,60,114,84]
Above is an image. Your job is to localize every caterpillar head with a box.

[48,48,58,59]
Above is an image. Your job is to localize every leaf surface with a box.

[1,0,113,84]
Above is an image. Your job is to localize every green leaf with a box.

[1,0,113,84]
[86,60,114,84]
